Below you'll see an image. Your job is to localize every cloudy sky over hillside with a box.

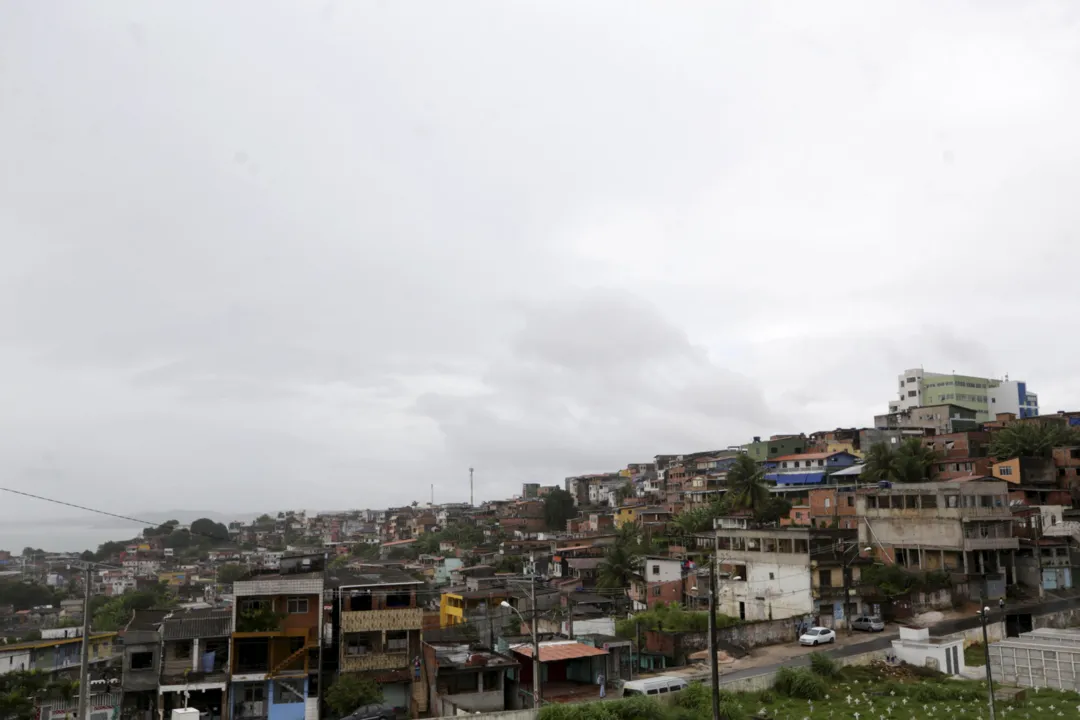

[3,1,1080,542]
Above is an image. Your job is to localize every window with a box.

[819,570,832,587]
[386,630,408,652]
[867,496,878,509]
[652,586,661,596]
[824,498,831,508]
[768,572,775,580]
[846,496,854,507]
[129,651,153,670]
[345,634,372,657]
[175,641,191,659]
[817,459,825,467]
[652,565,660,575]
[240,599,267,613]
[287,597,309,614]
[908,391,917,398]
[998,465,1013,476]
[243,685,265,704]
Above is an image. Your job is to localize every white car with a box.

[799,627,837,646]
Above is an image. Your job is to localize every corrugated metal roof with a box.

[511,642,608,662]
[161,609,232,640]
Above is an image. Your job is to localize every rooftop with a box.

[161,608,232,641]
[509,641,609,662]
[328,567,423,589]
[771,451,852,462]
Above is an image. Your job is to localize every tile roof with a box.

[161,609,232,640]
[511,642,609,662]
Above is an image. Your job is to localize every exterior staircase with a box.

[267,644,309,678]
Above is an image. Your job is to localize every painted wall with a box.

[268,678,308,720]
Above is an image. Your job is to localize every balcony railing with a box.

[340,652,410,672]
[341,607,423,633]
[963,537,1019,551]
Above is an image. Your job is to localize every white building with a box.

[708,528,814,622]
[891,626,965,676]
[888,368,1038,421]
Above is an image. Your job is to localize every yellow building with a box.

[438,587,512,628]
[991,458,1022,484]
[614,506,640,528]
[826,440,861,458]
[158,571,189,586]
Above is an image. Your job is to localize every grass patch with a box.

[965,641,987,666]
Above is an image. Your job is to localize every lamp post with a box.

[501,600,541,708]
[841,545,873,634]
[978,598,1005,720]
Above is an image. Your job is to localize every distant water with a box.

[0,521,146,554]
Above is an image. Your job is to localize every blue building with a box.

[764,451,859,487]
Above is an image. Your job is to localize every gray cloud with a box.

[2,1,1080,545]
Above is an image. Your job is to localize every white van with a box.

[622,676,690,697]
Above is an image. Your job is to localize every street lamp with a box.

[977,598,1006,720]
[695,572,740,720]
[501,600,541,708]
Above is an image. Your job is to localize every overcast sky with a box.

[3,1,1080,545]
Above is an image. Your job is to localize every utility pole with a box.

[708,560,720,720]
[530,571,541,708]
[978,599,998,720]
[566,594,575,640]
[76,565,92,720]
[469,467,475,507]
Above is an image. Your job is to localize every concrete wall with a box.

[437,690,505,715]
[719,560,811,621]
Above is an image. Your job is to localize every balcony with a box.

[340,652,410,672]
[962,537,1019,551]
[341,607,423,633]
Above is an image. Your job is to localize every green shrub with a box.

[774,666,826,700]
[809,651,839,678]
[756,689,776,704]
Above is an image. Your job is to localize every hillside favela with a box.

[4,368,1080,720]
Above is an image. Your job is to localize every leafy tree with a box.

[92,586,173,631]
[894,438,940,482]
[93,540,130,562]
[753,496,792,525]
[216,564,248,584]
[990,421,1080,459]
[613,481,635,505]
[0,580,62,611]
[190,518,230,543]
[328,555,351,570]
[162,529,193,550]
[726,454,769,513]
[542,487,577,531]
[495,555,523,573]
[325,674,382,715]
[79,550,94,562]
[18,630,41,642]
[254,514,275,528]
[351,543,379,560]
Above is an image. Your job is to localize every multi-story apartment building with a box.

[889,368,1038,421]
[874,404,980,435]
[764,451,858,490]
[230,554,324,720]
[858,480,1018,598]
[159,608,232,719]
[741,435,807,463]
[336,567,426,714]
[699,525,858,623]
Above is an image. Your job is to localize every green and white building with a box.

[889,368,1039,422]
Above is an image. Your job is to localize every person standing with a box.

[597,672,606,698]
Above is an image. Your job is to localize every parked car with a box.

[799,626,837,646]
[850,615,886,632]
[342,704,397,720]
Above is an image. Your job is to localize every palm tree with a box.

[672,507,712,536]
[990,421,1080,459]
[597,541,639,590]
[726,454,770,514]
[894,437,940,482]
[861,442,899,483]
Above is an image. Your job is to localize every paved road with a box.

[715,591,1080,685]
[716,631,897,684]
